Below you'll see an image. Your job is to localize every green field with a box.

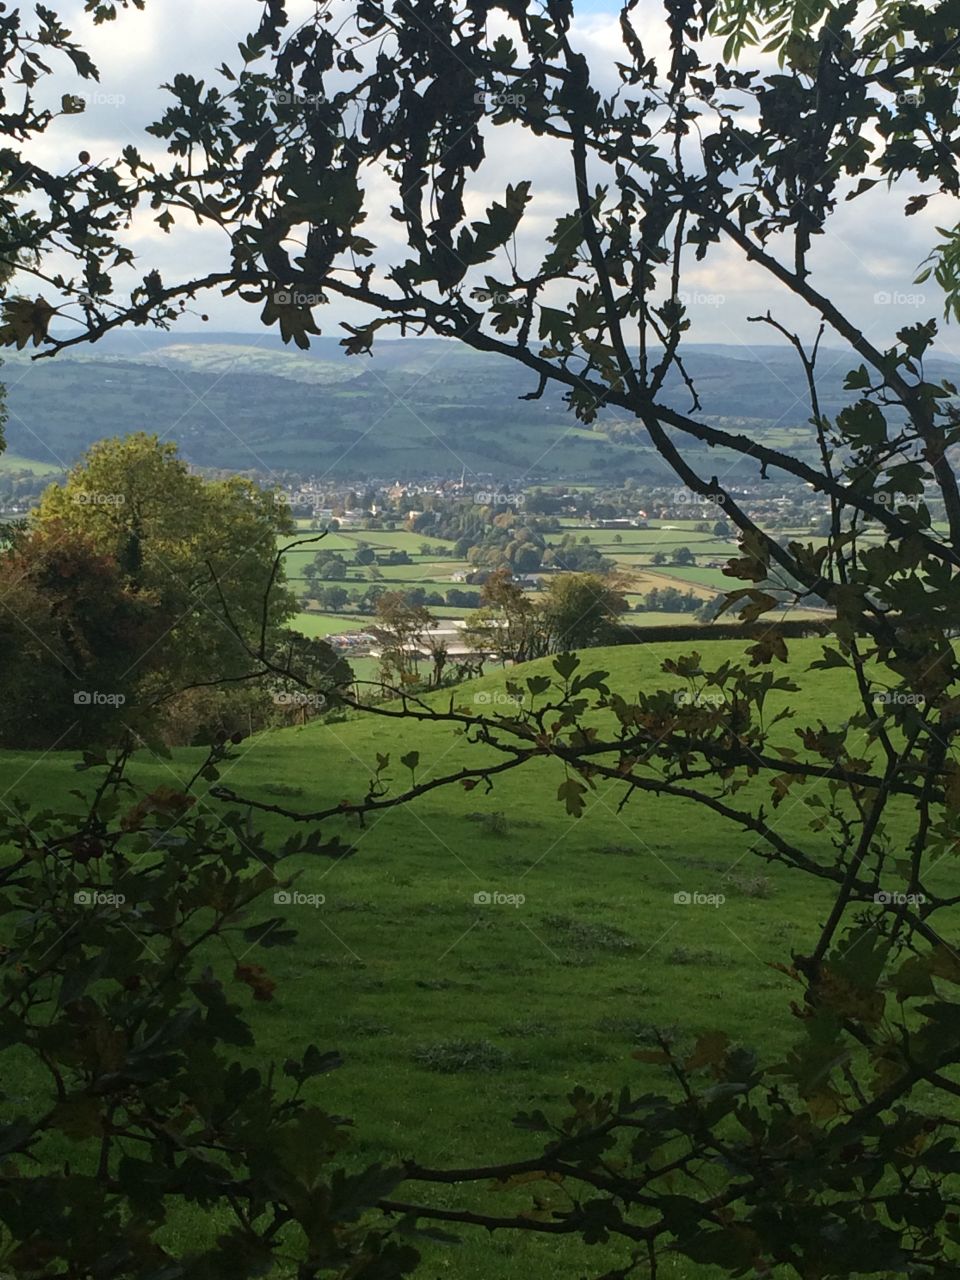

[283,519,751,641]
[0,451,64,476]
[291,611,369,637]
[0,638,930,1278]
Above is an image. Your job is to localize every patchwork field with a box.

[282,519,755,643]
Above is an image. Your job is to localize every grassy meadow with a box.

[0,637,931,1278]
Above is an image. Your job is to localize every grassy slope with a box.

[1,638,930,1278]
[0,452,63,476]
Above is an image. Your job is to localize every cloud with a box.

[12,0,955,361]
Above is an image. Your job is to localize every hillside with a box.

[0,640,924,1280]
[4,335,940,479]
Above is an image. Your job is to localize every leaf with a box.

[328,1163,406,1219]
[283,1045,343,1083]
[553,652,580,680]
[65,46,98,79]
[260,294,322,350]
[51,1096,103,1141]
[513,1108,551,1131]
[234,963,276,1002]
[930,946,960,986]
[0,296,57,349]
[557,777,587,817]
[400,751,419,773]
[685,1030,730,1071]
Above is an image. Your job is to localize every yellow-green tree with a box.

[35,433,296,697]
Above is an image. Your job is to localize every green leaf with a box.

[557,777,587,817]
[553,652,579,680]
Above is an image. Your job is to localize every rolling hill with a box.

[2,334,950,479]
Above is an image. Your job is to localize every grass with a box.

[0,451,64,476]
[0,636,928,1278]
[291,611,368,637]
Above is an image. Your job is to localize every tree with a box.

[35,435,297,702]
[5,1,960,1273]
[651,550,668,566]
[464,568,547,665]
[445,587,480,609]
[512,541,542,574]
[317,585,349,612]
[641,586,701,613]
[373,592,434,686]
[540,573,629,650]
[321,557,348,581]
[0,520,168,747]
[673,546,696,566]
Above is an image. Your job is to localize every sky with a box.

[18,0,960,364]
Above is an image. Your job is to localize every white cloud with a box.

[12,0,954,358]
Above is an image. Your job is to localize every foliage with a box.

[465,569,627,661]
[372,593,437,688]
[0,745,421,1279]
[1,0,960,1274]
[1,435,350,744]
[638,586,702,613]
[0,520,169,747]
[34,434,298,701]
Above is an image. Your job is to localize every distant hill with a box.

[2,334,953,480]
